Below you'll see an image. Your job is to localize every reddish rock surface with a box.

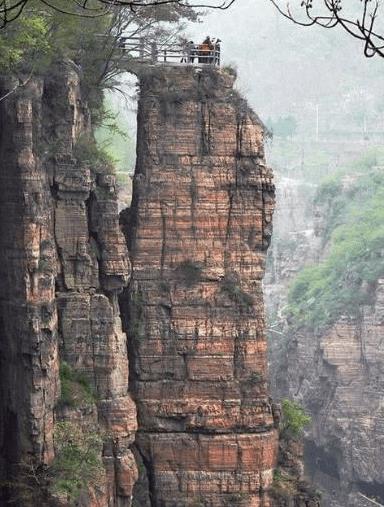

[0,62,315,507]
[122,66,278,506]
[0,67,137,506]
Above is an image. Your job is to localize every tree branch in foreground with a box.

[0,0,237,28]
[269,0,384,58]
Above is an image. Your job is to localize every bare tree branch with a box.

[0,0,237,28]
[270,0,384,58]
[0,70,34,103]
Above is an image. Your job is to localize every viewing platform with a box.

[117,37,221,67]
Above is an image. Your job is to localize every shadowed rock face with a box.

[266,173,384,506]
[121,66,278,506]
[0,67,137,506]
[0,77,59,494]
[288,292,384,507]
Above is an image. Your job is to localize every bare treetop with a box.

[270,0,384,58]
[0,0,236,28]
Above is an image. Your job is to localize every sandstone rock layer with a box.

[267,170,384,506]
[0,67,137,506]
[122,66,277,506]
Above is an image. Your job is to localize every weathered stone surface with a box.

[266,171,384,506]
[270,436,321,507]
[287,294,384,506]
[90,185,131,290]
[0,67,136,506]
[0,78,59,489]
[1,62,314,507]
[122,66,277,506]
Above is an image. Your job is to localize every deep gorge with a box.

[266,152,384,507]
[0,61,321,506]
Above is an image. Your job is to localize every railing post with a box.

[216,46,221,66]
[139,37,145,59]
[151,42,158,64]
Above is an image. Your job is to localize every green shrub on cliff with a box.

[0,1,109,79]
[58,362,96,408]
[51,421,104,502]
[73,134,116,175]
[288,167,384,331]
[176,260,203,286]
[221,275,253,309]
[0,0,198,99]
[281,399,311,438]
[0,14,50,74]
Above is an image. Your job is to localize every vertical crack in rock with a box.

[0,61,318,507]
[120,66,277,506]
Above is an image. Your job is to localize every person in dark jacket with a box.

[188,41,196,63]
[215,38,221,65]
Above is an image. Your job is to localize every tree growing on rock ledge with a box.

[281,399,311,438]
[0,0,199,104]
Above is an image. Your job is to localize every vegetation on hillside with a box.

[287,153,384,332]
[0,0,197,108]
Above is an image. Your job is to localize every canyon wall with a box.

[0,65,137,506]
[266,167,384,506]
[288,287,384,507]
[0,61,320,507]
[264,174,320,397]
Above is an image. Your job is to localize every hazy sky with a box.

[113,0,384,162]
[187,0,384,123]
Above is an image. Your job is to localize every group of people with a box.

[181,36,221,64]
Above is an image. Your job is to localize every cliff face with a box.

[264,175,320,397]
[0,62,318,507]
[0,66,137,505]
[121,66,278,506]
[266,168,384,506]
[286,284,384,506]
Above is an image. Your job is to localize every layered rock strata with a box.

[287,284,384,507]
[121,66,278,506]
[266,170,384,506]
[0,61,319,507]
[271,436,321,507]
[0,66,137,505]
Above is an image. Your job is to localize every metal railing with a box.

[117,37,221,66]
[357,493,384,507]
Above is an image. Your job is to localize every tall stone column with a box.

[123,66,277,506]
